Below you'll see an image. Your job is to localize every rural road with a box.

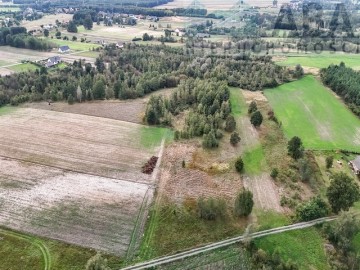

[120,216,337,270]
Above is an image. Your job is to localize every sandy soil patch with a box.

[0,108,161,183]
[0,157,150,255]
[243,173,283,213]
[242,90,268,104]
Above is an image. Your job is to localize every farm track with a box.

[121,217,337,270]
[0,228,51,270]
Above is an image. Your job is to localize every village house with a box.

[349,156,360,175]
[58,45,70,53]
[45,56,61,68]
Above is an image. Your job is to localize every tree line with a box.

[321,62,360,117]
[0,26,53,50]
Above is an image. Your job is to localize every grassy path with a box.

[0,228,52,270]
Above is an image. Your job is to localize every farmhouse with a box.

[349,156,360,175]
[58,45,70,53]
[116,41,125,48]
[45,56,61,68]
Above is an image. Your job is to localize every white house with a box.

[58,45,70,53]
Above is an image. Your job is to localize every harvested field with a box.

[0,107,170,255]
[158,142,243,204]
[21,14,73,31]
[0,108,164,182]
[0,156,150,255]
[23,88,175,123]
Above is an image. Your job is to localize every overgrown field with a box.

[265,76,360,151]
[0,107,167,255]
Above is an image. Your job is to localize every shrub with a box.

[248,100,257,114]
[234,189,254,217]
[296,196,330,221]
[270,168,279,179]
[225,115,236,132]
[235,157,244,173]
[67,94,74,105]
[250,111,263,127]
[197,197,226,220]
[326,156,333,169]
[230,132,241,146]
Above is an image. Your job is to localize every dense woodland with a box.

[321,63,360,116]
[0,44,293,108]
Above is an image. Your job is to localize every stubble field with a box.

[0,107,166,255]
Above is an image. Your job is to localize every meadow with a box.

[255,228,329,270]
[275,52,360,69]
[7,62,39,72]
[265,75,360,151]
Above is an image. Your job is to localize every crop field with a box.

[21,14,73,31]
[275,52,360,69]
[0,107,167,255]
[265,76,360,151]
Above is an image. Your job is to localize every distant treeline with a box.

[0,44,293,108]
[0,26,53,50]
[321,63,360,117]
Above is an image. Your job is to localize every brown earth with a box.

[0,156,150,255]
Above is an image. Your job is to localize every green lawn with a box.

[0,106,16,115]
[8,63,39,72]
[276,53,360,69]
[255,228,329,270]
[242,144,267,175]
[265,75,360,151]
[72,50,100,58]
[47,38,100,51]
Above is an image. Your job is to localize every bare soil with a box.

[242,90,268,104]
[0,108,160,183]
[23,88,175,124]
[0,156,149,255]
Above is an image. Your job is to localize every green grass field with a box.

[242,144,267,175]
[8,63,39,72]
[276,53,360,69]
[140,126,173,148]
[47,38,100,51]
[265,76,360,151]
[229,87,246,117]
[255,228,329,270]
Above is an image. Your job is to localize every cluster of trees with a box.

[197,189,254,221]
[145,78,231,148]
[248,101,263,127]
[0,26,53,50]
[321,62,360,117]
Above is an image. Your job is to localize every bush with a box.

[225,115,236,132]
[248,100,257,114]
[202,130,219,149]
[197,197,226,220]
[270,168,279,179]
[326,156,333,169]
[296,196,330,221]
[250,111,263,127]
[230,132,241,146]
[234,189,254,217]
[235,157,244,173]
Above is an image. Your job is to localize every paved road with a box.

[120,216,337,270]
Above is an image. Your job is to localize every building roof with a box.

[59,45,70,51]
[46,56,61,68]
[351,156,360,170]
